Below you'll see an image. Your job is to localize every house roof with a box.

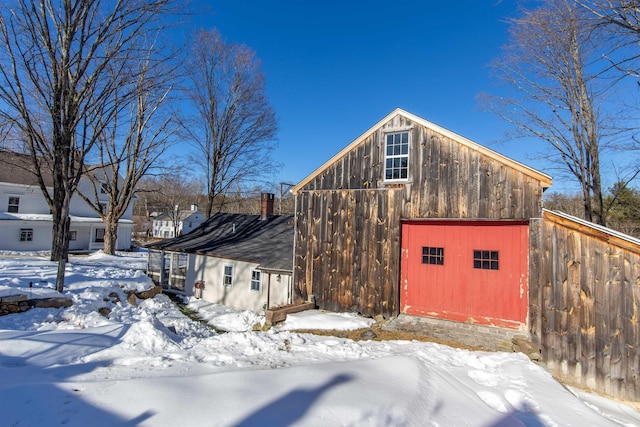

[153,210,202,222]
[291,108,553,194]
[146,213,294,272]
[0,150,54,187]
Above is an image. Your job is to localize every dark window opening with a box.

[473,250,499,270]
[20,228,33,242]
[8,196,19,213]
[95,228,105,243]
[422,246,444,265]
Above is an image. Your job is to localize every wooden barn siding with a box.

[294,188,402,318]
[530,212,640,401]
[294,116,545,318]
[304,120,543,220]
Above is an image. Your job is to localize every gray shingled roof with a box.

[0,150,54,187]
[147,212,294,272]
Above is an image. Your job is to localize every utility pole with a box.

[279,182,295,215]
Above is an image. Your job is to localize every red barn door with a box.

[400,221,529,329]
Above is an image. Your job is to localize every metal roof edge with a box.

[543,208,640,248]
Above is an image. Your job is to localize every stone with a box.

[136,285,162,300]
[1,294,27,303]
[360,329,377,340]
[28,297,72,309]
[98,307,111,317]
[127,293,138,306]
[512,336,542,360]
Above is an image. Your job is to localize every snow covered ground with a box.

[0,251,639,426]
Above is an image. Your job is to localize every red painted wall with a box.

[400,221,529,329]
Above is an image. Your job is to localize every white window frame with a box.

[19,228,33,242]
[8,196,19,213]
[384,131,410,181]
[69,230,78,241]
[250,270,261,292]
[95,228,105,243]
[223,265,234,287]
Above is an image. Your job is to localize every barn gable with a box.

[292,108,551,319]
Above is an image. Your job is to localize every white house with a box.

[152,205,204,238]
[146,194,293,312]
[0,151,134,252]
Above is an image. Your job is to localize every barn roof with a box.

[146,212,294,272]
[292,108,552,194]
[543,209,640,253]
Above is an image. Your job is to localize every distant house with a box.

[146,194,294,311]
[152,205,204,238]
[0,150,134,252]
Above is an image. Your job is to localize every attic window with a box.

[384,132,409,180]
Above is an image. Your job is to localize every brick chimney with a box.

[261,193,275,220]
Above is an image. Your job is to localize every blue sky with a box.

[188,1,586,193]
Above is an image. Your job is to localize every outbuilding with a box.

[291,108,640,402]
[292,108,552,329]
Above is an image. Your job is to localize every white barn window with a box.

[384,132,409,181]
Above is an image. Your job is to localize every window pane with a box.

[384,132,409,181]
[422,246,444,266]
[473,250,499,270]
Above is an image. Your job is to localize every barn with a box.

[291,108,640,402]
[292,108,551,327]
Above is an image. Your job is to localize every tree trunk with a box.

[591,149,605,226]
[103,216,119,255]
[51,143,72,292]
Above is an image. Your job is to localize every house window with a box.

[100,182,108,194]
[473,250,499,270]
[385,132,409,180]
[422,246,444,265]
[223,265,234,287]
[8,196,19,213]
[69,230,77,241]
[19,228,33,242]
[250,270,261,292]
[95,228,105,243]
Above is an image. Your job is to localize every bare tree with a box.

[180,29,278,218]
[77,55,176,254]
[576,0,640,46]
[482,0,629,225]
[137,174,202,235]
[0,0,178,291]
